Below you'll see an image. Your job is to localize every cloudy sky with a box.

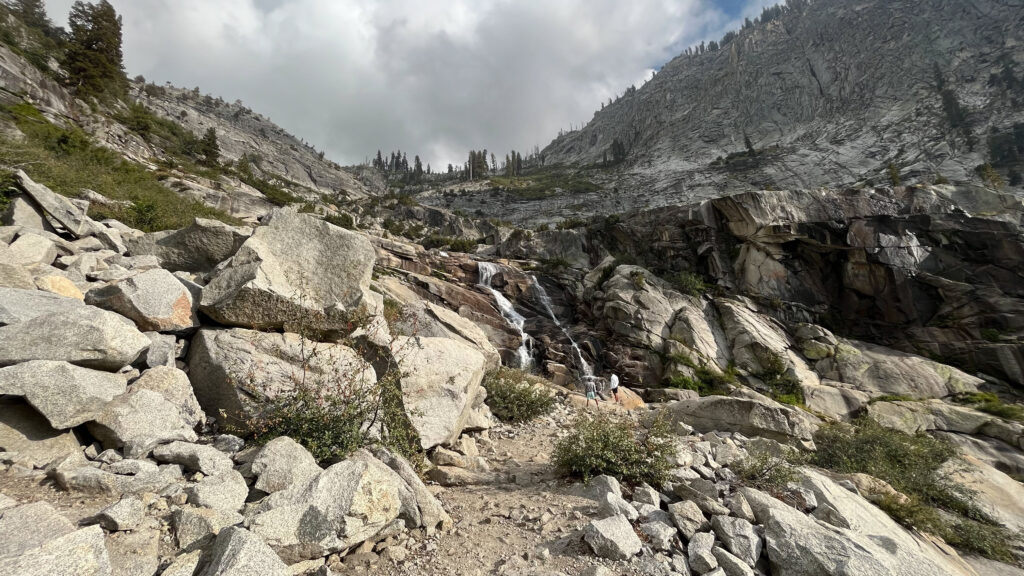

[46,0,775,167]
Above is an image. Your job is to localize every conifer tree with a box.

[199,127,220,166]
[64,0,126,98]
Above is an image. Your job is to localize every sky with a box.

[45,0,777,168]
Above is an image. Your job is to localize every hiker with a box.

[584,377,599,408]
[609,373,621,404]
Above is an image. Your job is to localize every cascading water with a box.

[477,262,533,369]
[530,275,598,387]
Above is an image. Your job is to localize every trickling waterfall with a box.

[530,275,594,380]
[477,262,533,369]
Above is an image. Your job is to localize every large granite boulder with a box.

[198,527,288,576]
[660,391,821,443]
[200,208,377,334]
[395,336,491,449]
[250,436,322,494]
[0,287,84,326]
[13,170,104,238]
[815,339,982,399]
[0,306,149,370]
[85,387,198,459]
[125,218,251,273]
[0,399,82,467]
[0,524,111,576]
[0,361,126,429]
[187,328,375,429]
[245,453,406,562]
[85,268,197,332]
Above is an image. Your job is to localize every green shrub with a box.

[422,235,476,253]
[868,394,919,404]
[733,451,796,492]
[482,368,556,424]
[325,212,355,230]
[980,328,1001,342]
[754,349,804,406]
[665,361,737,396]
[629,270,645,290]
[553,413,675,485]
[676,271,706,297]
[556,217,588,230]
[809,417,1018,562]
[953,392,1024,424]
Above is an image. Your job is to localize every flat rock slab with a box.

[0,287,84,326]
[0,361,126,429]
[0,306,150,370]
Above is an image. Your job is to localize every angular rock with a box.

[246,455,405,562]
[688,532,718,574]
[54,466,175,496]
[130,366,205,428]
[660,393,820,443]
[104,459,159,476]
[368,445,452,532]
[186,470,249,512]
[0,501,75,556]
[669,500,710,540]
[199,527,288,576]
[85,268,196,332]
[598,492,640,521]
[105,528,159,576]
[161,550,202,576]
[6,232,57,266]
[152,442,235,476]
[142,332,176,368]
[0,306,149,370]
[0,261,34,290]
[86,388,197,458]
[250,436,322,494]
[94,497,145,531]
[0,524,111,576]
[213,434,245,454]
[187,328,374,429]
[0,361,126,429]
[0,399,83,468]
[632,482,662,507]
[14,170,103,238]
[173,506,243,550]
[0,287,84,326]
[639,520,678,551]
[710,515,762,567]
[200,208,376,334]
[712,547,754,576]
[583,514,642,560]
[125,218,251,273]
[396,336,490,449]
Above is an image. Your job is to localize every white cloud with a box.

[44,0,770,168]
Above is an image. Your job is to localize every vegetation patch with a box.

[952,392,1024,424]
[490,168,599,200]
[733,451,796,492]
[553,413,675,485]
[421,235,477,253]
[675,270,707,297]
[809,417,1018,563]
[754,349,805,407]
[0,102,236,231]
[482,367,556,424]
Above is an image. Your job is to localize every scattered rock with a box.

[0,306,149,370]
[250,436,322,494]
[199,526,288,576]
[85,268,197,332]
[94,497,145,531]
[186,470,248,513]
[0,361,126,429]
[687,532,718,574]
[583,514,642,560]
[153,441,235,476]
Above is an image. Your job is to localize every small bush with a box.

[630,270,646,290]
[422,235,477,253]
[733,451,796,492]
[325,212,355,230]
[556,217,588,230]
[953,392,1024,424]
[482,368,555,424]
[980,328,1001,342]
[754,349,804,406]
[553,413,676,485]
[676,271,706,297]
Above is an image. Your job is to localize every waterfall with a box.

[530,275,594,379]
[477,262,533,369]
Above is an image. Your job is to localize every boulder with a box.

[125,218,251,273]
[246,455,405,562]
[0,261,34,289]
[200,208,377,334]
[712,547,754,576]
[660,393,820,443]
[0,399,82,467]
[187,470,249,513]
[0,306,149,370]
[815,339,982,399]
[104,528,159,576]
[941,455,1024,532]
[0,502,75,556]
[94,497,145,531]
[173,506,243,550]
[85,268,197,332]
[198,527,288,576]
[14,170,103,237]
[152,442,235,476]
[0,361,126,429]
[597,492,639,521]
[0,524,111,576]
[669,500,710,540]
[1,195,52,231]
[0,287,83,326]
[639,520,678,551]
[86,387,198,458]
[250,436,322,494]
[187,328,375,429]
[54,466,176,496]
[687,531,718,573]
[368,445,452,532]
[710,515,762,567]
[130,366,205,428]
[34,274,83,299]
[395,336,490,449]
[583,514,642,560]
[6,233,57,266]
[741,468,978,576]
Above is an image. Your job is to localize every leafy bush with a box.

[556,217,588,230]
[630,270,645,290]
[733,451,796,492]
[809,417,1018,562]
[324,212,355,230]
[553,413,676,485]
[482,368,556,424]
[754,349,804,406]
[665,356,737,396]
[676,271,706,297]
[422,235,476,253]
[980,328,1002,342]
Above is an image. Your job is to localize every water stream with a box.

[477,262,533,369]
[530,275,601,389]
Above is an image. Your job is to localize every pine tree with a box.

[374,150,383,170]
[64,0,126,98]
[10,0,51,31]
[199,127,220,166]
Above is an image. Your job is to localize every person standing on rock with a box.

[585,377,599,408]
[609,373,621,404]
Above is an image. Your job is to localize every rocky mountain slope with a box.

[539,0,1024,211]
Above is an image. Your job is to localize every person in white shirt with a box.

[609,373,621,404]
